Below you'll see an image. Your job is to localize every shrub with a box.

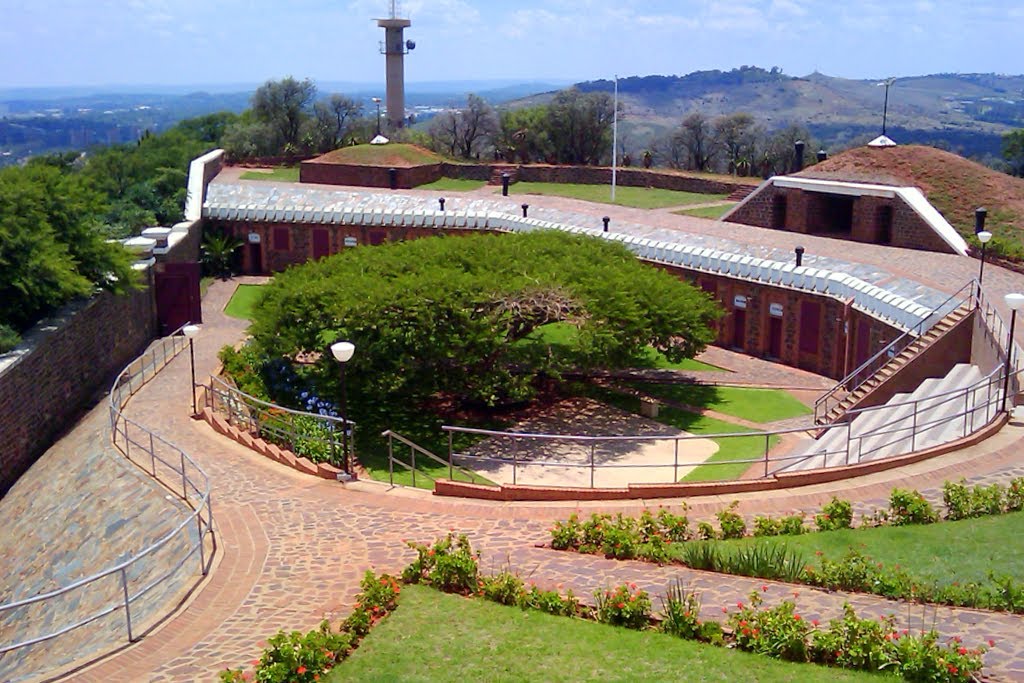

[696,521,716,540]
[580,513,611,553]
[1008,478,1024,511]
[810,603,895,671]
[753,515,782,537]
[601,514,640,559]
[942,480,972,521]
[716,501,747,539]
[637,533,672,565]
[402,533,479,593]
[219,620,352,683]
[550,514,582,550]
[889,488,938,526]
[890,631,986,683]
[779,514,806,535]
[656,505,691,542]
[0,324,20,354]
[520,585,580,616]
[728,589,811,662]
[480,571,526,606]
[595,582,652,630]
[659,580,704,640]
[815,497,854,531]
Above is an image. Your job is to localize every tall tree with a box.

[427,94,498,160]
[312,94,363,152]
[675,112,715,171]
[546,88,615,165]
[496,106,552,163]
[714,113,756,175]
[251,77,317,152]
[1003,129,1024,177]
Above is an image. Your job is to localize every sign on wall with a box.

[769,303,784,317]
[247,232,261,244]
[733,295,748,309]
[344,236,358,247]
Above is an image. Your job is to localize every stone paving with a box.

[9,181,1024,682]
[44,275,1021,683]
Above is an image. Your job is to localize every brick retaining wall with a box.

[0,282,158,494]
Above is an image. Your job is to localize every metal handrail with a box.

[438,360,1016,488]
[382,429,486,487]
[0,327,213,658]
[813,280,977,424]
[205,375,354,473]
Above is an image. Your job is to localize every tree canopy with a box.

[248,231,721,408]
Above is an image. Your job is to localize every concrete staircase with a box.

[489,166,519,185]
[817,304,972,425]
[780,362,996,473]
[726,185,757,202]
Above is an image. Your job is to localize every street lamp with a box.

[330,340,355,470]
[1002,294,1024,413]
[977,230,992,290]
[183,324,200,415]
[877,77,896,137]
[371,97,382,137]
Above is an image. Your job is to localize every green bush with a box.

[549,514,582,550]
[0,324,19,354]
[696,521,716,540]
[815,497,854,531]
[402,533,479,594]
[658,580,704,640]
[753,515,782,537]
[810,603,894,671]
[595,582,652,630]
[656,506,691,542]
[728,589,811,662]
[779,514,806,535]
[716,501,746,539]
[889,488,938,526]
[219,620,352,683]
[479,571,526,606]
[943,479,1008,520]
[519,584,580,616]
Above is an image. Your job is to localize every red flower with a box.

[989,639,997,647]
[617,602,625,609]
[721,606,728,613]
[948,665,958,675]
[958,647,968,655]
[761,584,768,592]
[297,665,307,674]
[737,601,744,609]
[835,650,843,658]
[793,614,801,621]
[742,627,750,636]
[811,619,820,627]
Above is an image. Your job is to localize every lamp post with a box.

[330,341,355,471]
[1003,294,1024,413]
[977,230,992,290]
[878,77,896,137]
[372,97,382,136]
[183,324,200,415]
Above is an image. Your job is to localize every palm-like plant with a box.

[201,231,243,279]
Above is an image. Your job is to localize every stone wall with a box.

[210,217,903,380]
[0,280,158,494]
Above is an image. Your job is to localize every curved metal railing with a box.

[0,327,213,660]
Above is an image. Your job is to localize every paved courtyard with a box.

[7,183,1024,681]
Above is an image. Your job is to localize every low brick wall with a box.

[0,282,158,494]
[300,161,443,189]
[442,163,754,195]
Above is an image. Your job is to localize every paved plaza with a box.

[6,183,1024,681]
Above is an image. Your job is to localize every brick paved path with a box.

[49,274,1021,683]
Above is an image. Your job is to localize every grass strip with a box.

[625,381,811,423]
[239,166,300,182]
[328,584,885,683]
[223,283,266,320]
[510,181,728,209]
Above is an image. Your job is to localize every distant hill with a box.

[799,144,1024,259]
[513,67,1024,160]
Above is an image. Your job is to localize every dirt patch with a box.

[455,396,718,487]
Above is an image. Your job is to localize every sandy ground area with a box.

[455,397,718,487]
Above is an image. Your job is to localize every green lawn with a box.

[587,385,777,481]
[416,177,487,192]
[223,284,266,320]
[625,382,811,423]
[510,182,728,209]
[328,585,888,683]
[674,203,735,219]
[699,511,1024,587]
[238,166,300,182]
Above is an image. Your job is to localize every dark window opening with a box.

[772,195,787,229]
[799,301,821,354]
[876,205,894,244]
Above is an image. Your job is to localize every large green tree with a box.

[0,165,137,330]
[248,232,720,408]
[1003,129,1024,177]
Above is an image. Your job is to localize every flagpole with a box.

[611,74,618,202]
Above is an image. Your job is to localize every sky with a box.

[2,0,1024,90]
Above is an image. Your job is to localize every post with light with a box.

[330,341,355,472]
[183,324,200,415]
[977,230,992,290]
[878,77,896,136]
[372,97,382,136]
[1003,294,1024,413]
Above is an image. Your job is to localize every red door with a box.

[154,262,201,334]
[732,309,746,350]
[313,229,330,260]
